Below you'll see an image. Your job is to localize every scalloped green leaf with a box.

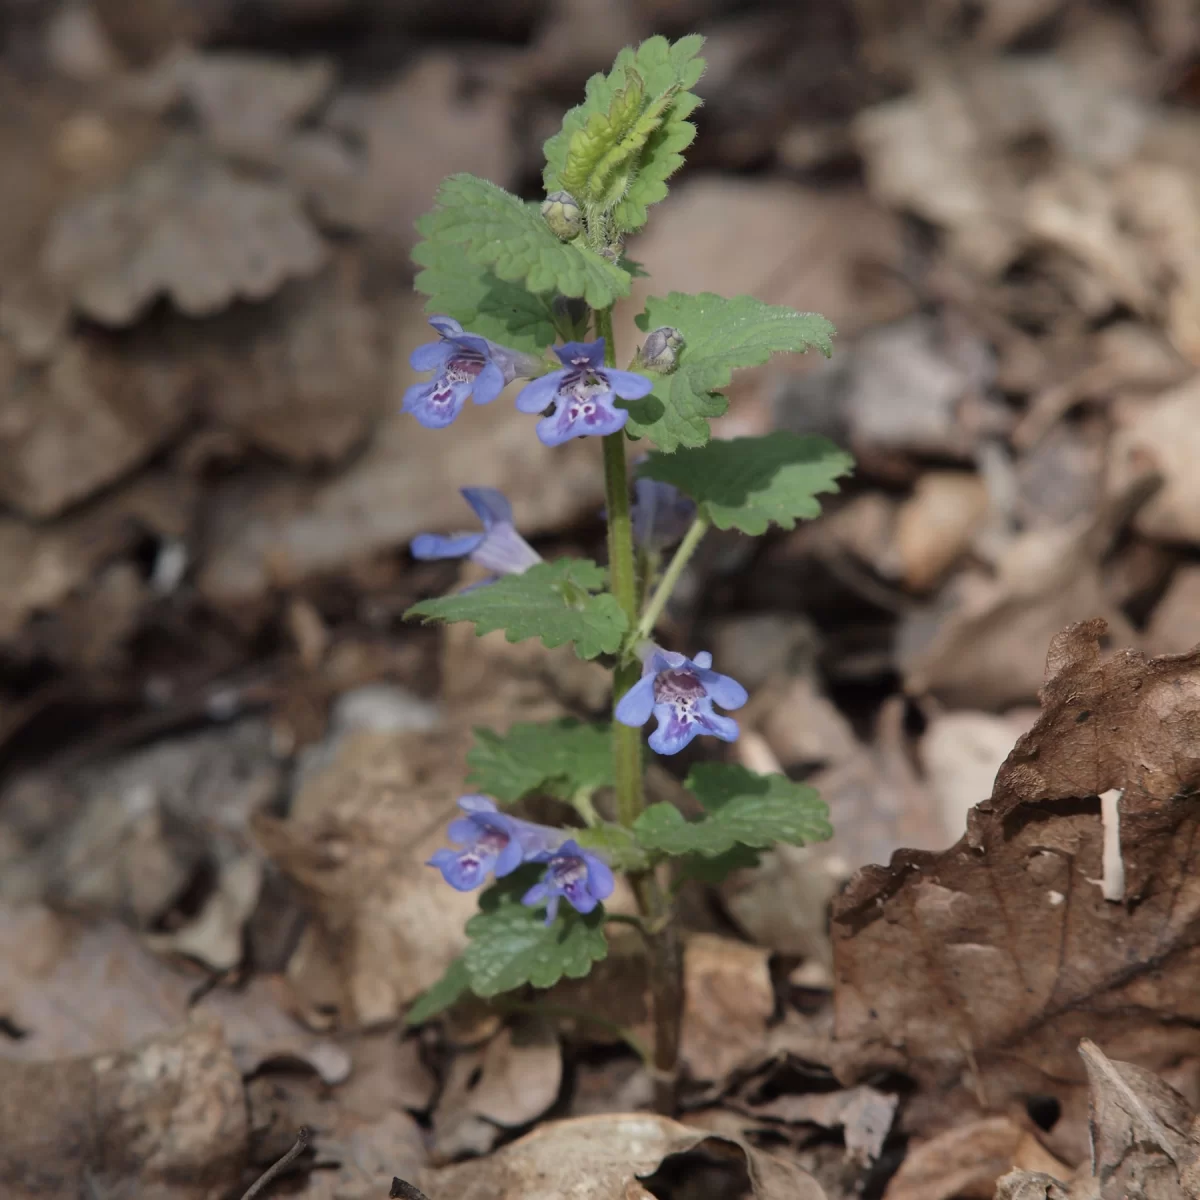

[639,434,854,535]
[405,558,627,661]
[464,892,608,997]
[543,35,705,234]
[466,720,614,804]
[575,822,650,873]
[410,239,559,353]
[624,293,836,451]
[404,957,470,1026]
[416,174,630,309]
[634,764,831,857]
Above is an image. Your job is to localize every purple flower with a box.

[615,649,748,756]
[514,339,653,447]
[632,477,696,551]
[403,316,542,430]
[522,840,615,925]
[428,795,563,891]
[411,487,541,576]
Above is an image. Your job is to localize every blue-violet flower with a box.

[411,487,541,576]
[514,339,652,447]
[403,316,541,430]
[428,795,563,891]
[632,476,696,552]
[522,839,615,925]
[615,649,748,756]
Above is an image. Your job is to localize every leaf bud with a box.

[541,190,582,240]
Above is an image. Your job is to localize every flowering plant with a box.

[402,35,852,1110]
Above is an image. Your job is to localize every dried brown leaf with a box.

[420,1113,827,1200]
[1080,1038,1195,1200]
[834,620,1200,1162]
[1111,376,1200,544]
[0,331,193,519]
[994,1168,1072,1200]
[0,1017,247,1200]
[196,254,385,466]
[432,1018,562,1160]
[254,729,478,1028]
[307,55,515,251]
[43,138,326,324]
[0,903,192,1060]
[886,1117,1027,1200]
[745,1085,898,1164]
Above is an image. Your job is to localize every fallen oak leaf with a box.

[833,619,1200,1163]
[418,1112,827,1199]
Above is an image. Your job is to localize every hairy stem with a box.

[633,871,683,1112]
[597,306,646,828]
[595,303,683,1112]
[633,513,710,642]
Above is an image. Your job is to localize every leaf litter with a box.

[5,2,1200,1198]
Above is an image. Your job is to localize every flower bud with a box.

[541,190,582,241]
[639,326,685,373]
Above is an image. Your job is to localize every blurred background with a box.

[1,0,1199,1193]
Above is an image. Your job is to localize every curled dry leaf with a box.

[253,729,479,1028]
[419,1112,828,1200]
[432,1018,562,1161]
[42,138,326,325]
[834,619,1200,1162]
[1079,1037,1200,1200]
[0,1017,247,1200]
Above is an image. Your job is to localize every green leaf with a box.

[543,35,705,234]
[416,174,630,309]
[410,239,558,354]
[639,434,854,535]
[575,822,651,872]
[634,764,832,857]
[464,892,608,997]
[406,558,628,660]
[624,293,837,452]
[466,720,614,803]
[404,957,470,1025]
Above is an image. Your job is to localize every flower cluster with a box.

[429,796,614,924]
[405,318,653,450]
[408,309,750,923]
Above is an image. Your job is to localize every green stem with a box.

[596,306,645,829]
[595,303,681,1113]
[632,513,710,644]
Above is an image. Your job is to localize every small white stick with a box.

[1098,787,1125,902]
